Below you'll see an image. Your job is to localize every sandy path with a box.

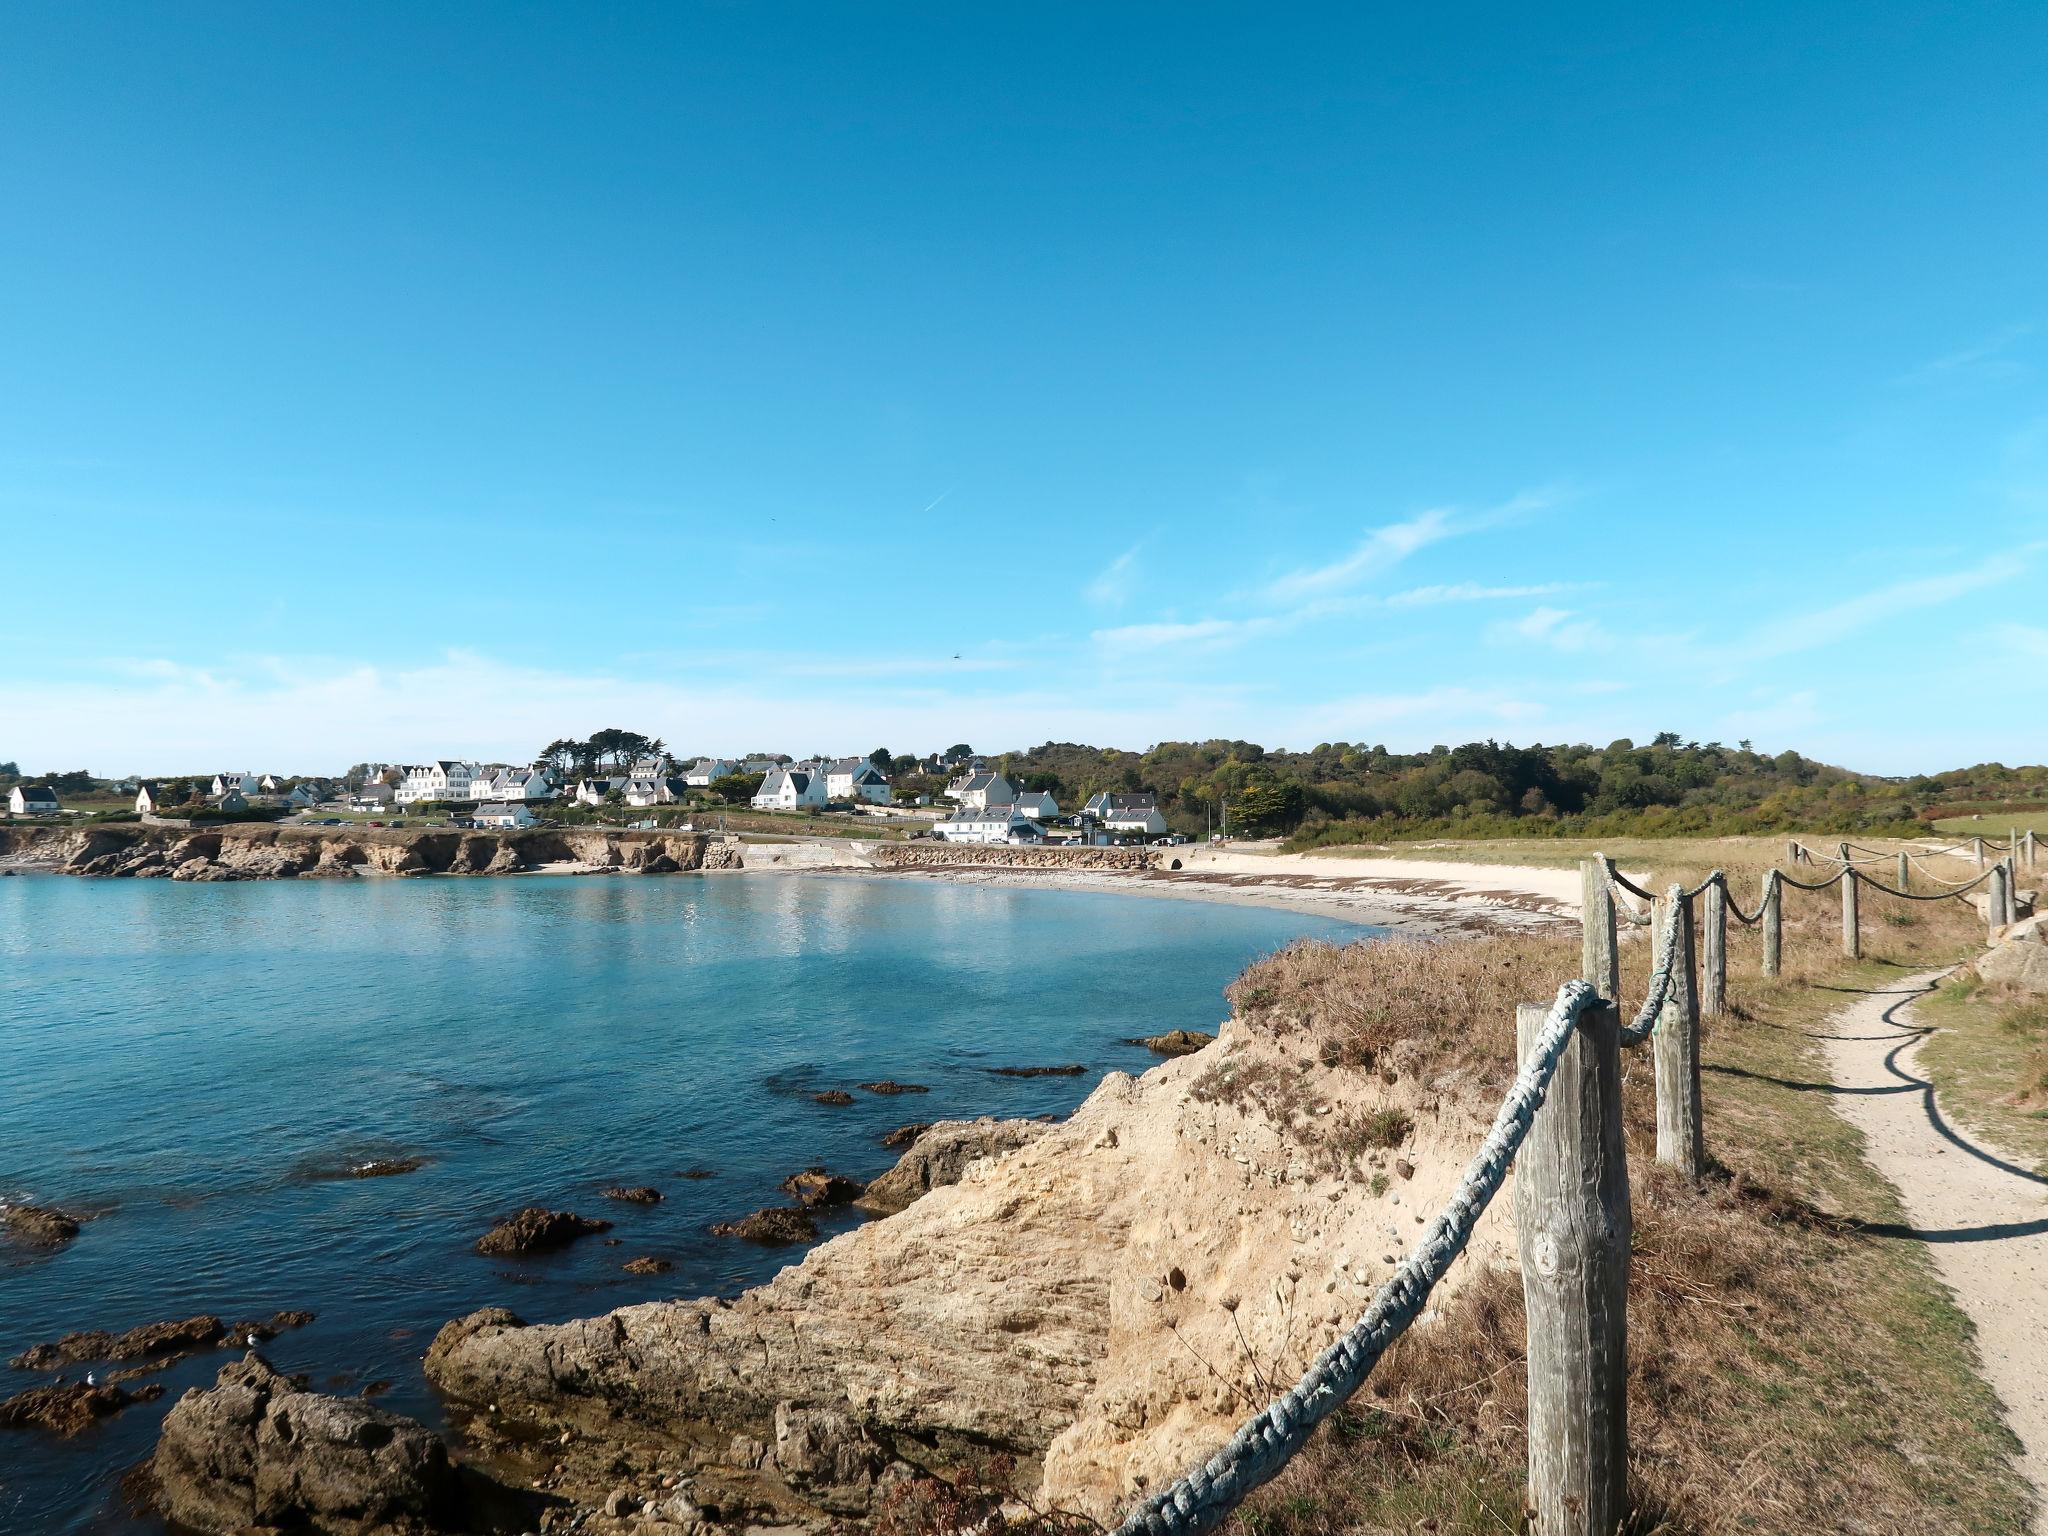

[1821,970,2048,1525]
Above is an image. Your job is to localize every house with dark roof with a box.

[1083,791,1167,836]
[9,785,60,816]
[950,772,1016,810]
[934,804,1042,845]
[1015,789,1060,820]
[825,758,893,804]
[752,766,825,810]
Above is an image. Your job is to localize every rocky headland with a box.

[0,822,743,881]
[130,964,1519,1536]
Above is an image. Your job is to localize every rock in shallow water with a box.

[709,1206,819,1244]
[474,1208,612,1256]
[778,1169,864,1208]
[152,1354,462,1534]
[0,1201,81,1249]
[601,1186,663,1204]
[0,1378,164,1435]
[856,1080,928,1095]
[1123,1029,1216,1056]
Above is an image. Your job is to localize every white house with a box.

[752,766,827,810]
[258,773,284,792]
[9,785,60,816]
[211,772,262,799]
[350,783,396,812]
[825,757,893,804]
[135,783,163,814]
[396,761,479,805]
[628,753,675,779]
[623,776,689,808]
[1015,790,1060,820]
[472,801,538,829]
[951,772,1016,810]
[574,778,620,807]
[1084,791,1168,836]
[683,758,737,787]
[935,805,1043,845]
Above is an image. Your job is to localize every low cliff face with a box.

[869,844,1159,871]
[0,823,741,881]
[423,1008,1512,1523]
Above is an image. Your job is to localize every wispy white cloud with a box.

[1384,580,1585,609]
[1724,555,2026,665]
[1091,615,1283,653]
[1084,544,1143,609]
[1489,605,1610,654]
[1896,323,2034,386]
[1260,488,1561,604]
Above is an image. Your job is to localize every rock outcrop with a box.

[0,1201,81,1249]
[853,1117,1050,1216]
[0,823,733,882]
[423,1017,1509,1522]
[1125,1029,1216,1056]
[475,1208,612,1256]
[1976,917,2048,993]
[152,1355,461,1535]
[870,844,1158,871]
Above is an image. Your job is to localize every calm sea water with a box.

[0,872,1372,1534]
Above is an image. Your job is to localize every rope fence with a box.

[1117,837,2035,1536]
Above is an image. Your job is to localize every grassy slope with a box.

[1223,841,2030,1536]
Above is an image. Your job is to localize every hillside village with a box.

[2,747,1185,847]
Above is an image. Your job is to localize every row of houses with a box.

[929,772,1169,845]
[751,757,893,811]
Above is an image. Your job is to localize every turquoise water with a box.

[0,872,1373,1533]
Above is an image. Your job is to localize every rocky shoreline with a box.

[0,822,743,880]
[68,985,1510,1536]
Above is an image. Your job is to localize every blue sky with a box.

[3,4,2043,774]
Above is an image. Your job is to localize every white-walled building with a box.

[210,772,263,799]
[469,767,557,802]
[472,801,538,829]
[574,778,619,807]
[752,766,827,810]
[950,772,1016,810]
[9,785,60,816]
[623,777,689,808]
[1015,790,1059,820]
[935,805,1042,845]
[1083,791,1168,836]
[351,783,396,812]
[396,761,480,805]
[683,758,737,787]
[135,783,163,814]
[825,758,892,804]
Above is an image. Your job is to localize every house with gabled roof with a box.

[752,765,826,810]
[825,758,893,804]
[1083,791,1167,836]
[934,804,1042,845]
[9,785,60,817]
[683,758,737,787]
[950,772,1016,811]
[1015,789,1060,820]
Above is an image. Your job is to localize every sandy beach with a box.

[822,846,1583,936]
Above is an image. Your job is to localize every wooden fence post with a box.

[1786,838,1801,866]
[1701,875,1727,1017]
[1841,868,1860,959]
[1975,836,1986,867]
[1988,864,2007,941]
[1515,999,1629,1536]
[1761,870,1781,978]
[1896,850,1910,892]
[1652,893,1704,1176]
[1580,859,1619,1002]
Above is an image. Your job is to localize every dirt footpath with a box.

[1822,971,2048,1528]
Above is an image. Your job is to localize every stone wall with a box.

[868,843,1159,871]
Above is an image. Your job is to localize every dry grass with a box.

[1917,974,2048,1173]
[1217,840,2029,1536]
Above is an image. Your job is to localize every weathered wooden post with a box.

[1761,870,1782,978]
[1700,874,1727,1017]
[1841,867,1860,959]
[1786,838,1801,866]
[1652,892,1704,1176]
[1975,836,1986,868]
[1515,998,1629,1536]
[1580,858,1620,1002]
[1896,850,1910,892]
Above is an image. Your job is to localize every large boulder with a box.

[1977,922,2048,994]
[854,1117,1048,1215]
[153,1354,460,1535]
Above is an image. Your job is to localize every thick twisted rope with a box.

[1775,866,1847,892]
[1114,979,1605,1536]
[1618,884,1686,1046]
[1856,865,2002,902]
